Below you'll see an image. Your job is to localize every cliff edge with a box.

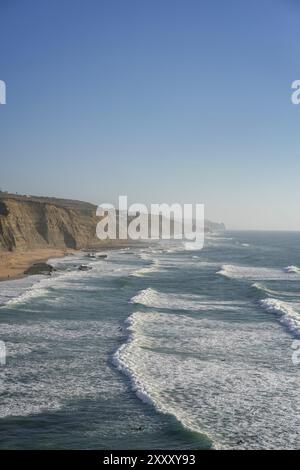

[0,194,114,252]
[0,193,225,253]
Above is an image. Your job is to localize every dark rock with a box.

[78,264,92,271]
[24,262,55,276]
[0,201,9,216]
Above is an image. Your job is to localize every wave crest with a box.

[218,264,300,281]
[130,287,244,312]
[260,298,300,337]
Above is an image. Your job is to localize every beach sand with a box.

[0,249,74,281]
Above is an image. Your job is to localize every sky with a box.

[0,0,300,230]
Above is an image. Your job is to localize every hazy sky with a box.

[1,0,300,230]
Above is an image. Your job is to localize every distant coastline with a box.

[0,193,130,281]
[0,192,225,282]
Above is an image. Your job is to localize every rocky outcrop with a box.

[24,262,55,276]
[0,194,122,253]
[0,193,225,253]
[205,220,226,232]
[78,264,92,271]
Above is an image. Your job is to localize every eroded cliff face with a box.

[0,194,226,253]
[0,195,107,252]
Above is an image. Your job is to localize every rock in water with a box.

[24,263,55,276]
[78,264,92,271]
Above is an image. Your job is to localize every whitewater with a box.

[0,231,300,449]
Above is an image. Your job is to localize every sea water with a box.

[0,232,299,449]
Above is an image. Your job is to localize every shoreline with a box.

[0,248,75,282]
[0,242,141,283]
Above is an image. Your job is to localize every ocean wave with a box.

[0,319,122,418]
[205,235,233,241]
[113,309,300,449]
[0,263,93,308]
[0,249,138,308]
[1,269,90,307]
[0,276,50,308]
[112,313,158,407]
[252,283,279,296]
[252,283,300,299]
[164,246,184,254]
[259,298,300,337]
[139,252,152,261]
[130,259,161,277]
[130,287,244,312]
[0,276,41,307]
[283,265,300,274]
[218,264,300,281]
[112,311,215,445]
[184,241,204,251]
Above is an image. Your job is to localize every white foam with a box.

[113,311,212,440]
[0,319,124,418]
[218,264,300,281]
[164,247,183,254]
[114,309,300,449]
[0,250,138,307]
[252,283,279,296]
[205,235,233,241]
[284,265,300,274]
[1,270,85,307]
[260,298,300,337]
[252,283,300,298]
[131,259,161,277]
[131,287,244,312]
[0,276,44,307]
[184,241,204,251]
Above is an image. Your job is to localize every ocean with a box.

[0,231,299,449]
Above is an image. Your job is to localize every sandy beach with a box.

[0,249,74,281]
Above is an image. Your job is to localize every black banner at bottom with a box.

[0,449,296,466]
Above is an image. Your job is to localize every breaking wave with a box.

[218,264,300,281]
[252,282,300,299]
[130,287,244,312]
[283,265,300,274]
[131,259,161,277]
[259,298,300,337]
[113,306,300,449]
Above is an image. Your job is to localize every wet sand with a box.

[0,249,74,281]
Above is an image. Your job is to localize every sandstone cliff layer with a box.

[0,193,225,253]
[0,194,111,252]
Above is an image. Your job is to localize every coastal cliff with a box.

[0,193,225,253]
[0,193,225,280]
[0,194,116,252]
